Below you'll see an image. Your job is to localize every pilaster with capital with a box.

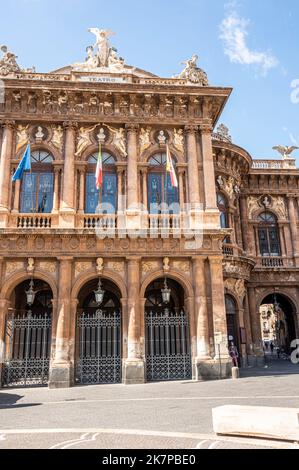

[247,286,263,354]
[126,124,139,212]
[0,121,15,218]
[208,256,230,359]
[61,122,77,213]
[200,123,218,211]
[287,196,299,263]
[52,165,62,213]
[123,257,145,384]
[49,257,73,388]
[192,257,210,359]
[185,126,200,208]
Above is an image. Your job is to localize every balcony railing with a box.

[252,159,296,170]
[77,214,117,229]
[260,257,284,268]
[222,243,243,257]
[12,214,55,229]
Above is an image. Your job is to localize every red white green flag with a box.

[95,144,103,190]
[166,144,178,188]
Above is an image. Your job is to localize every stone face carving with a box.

[163,257,170,272]
[0,45,21,75]
[16,124,30,152]
[97,127,106,144]
[175,54,209,86]
[75,125,98,156]
[35,126,45,142]
[51,125,64,151]
[139,127,151,153]
[104,124,127,157]
[157,130,166,145]
[96,257,104,273]
[27,257,35,273]
[173,128,184,153]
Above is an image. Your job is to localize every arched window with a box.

[258,212,280,256]
[217,193,229,228]
[147,153,179,214]
[85,152,117,214]
[20,150,54,213]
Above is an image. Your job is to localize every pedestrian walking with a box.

[229,342,239,367]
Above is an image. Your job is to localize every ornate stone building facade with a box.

[0,31,298,388]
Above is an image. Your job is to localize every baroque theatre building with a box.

[0,31,298,388]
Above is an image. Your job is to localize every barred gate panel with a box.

[2,313,52,388]
[76,310,121,384]
[145,310,192,382]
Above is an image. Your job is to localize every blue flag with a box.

[12,144,31,181]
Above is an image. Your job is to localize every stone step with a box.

[212,405,299,442]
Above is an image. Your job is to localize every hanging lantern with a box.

[161,278,171,304]
[273,294,280,313]
[25,279,36,306]
[94,279,105,306]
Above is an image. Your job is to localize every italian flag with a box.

[166,145,178,188]
[95,144,103,190]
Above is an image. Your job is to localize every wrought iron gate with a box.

[145,308,192,382]
[2,311,52,387]
[76,309,121,384]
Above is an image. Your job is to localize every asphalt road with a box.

[0,359,299,449]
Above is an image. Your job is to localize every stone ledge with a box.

[212,405,299,442]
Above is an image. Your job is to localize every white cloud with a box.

[219,11,279,75]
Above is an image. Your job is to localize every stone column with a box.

[200,123,218,211]
[0,299,10,385]
[0,121,15,225]
[12,179,21,213]
[243,291,253,356]
[123,257,144,384]
[177,167,185,210]
[141,168,148,212]
[193,257,210,359]
[78,168,85,214]
[247,286,263,356]
[117,167,124,212]
[49,257,73,388]
[126,124,139,212]
[209,256,231,375]
[288,196,299,264]
[239,196,249,253]
[60,122,77,226]
[52,166,61,213]
[185,126,200,208]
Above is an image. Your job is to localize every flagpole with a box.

[27,143,34,213]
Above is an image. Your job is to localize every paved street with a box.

[0,359,299,449]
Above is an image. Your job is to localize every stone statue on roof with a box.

[0,45,21,75]
[175,54,209,86]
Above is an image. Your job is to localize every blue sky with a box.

[1,0,298,161]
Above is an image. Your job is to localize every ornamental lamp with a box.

[94,279,105,306]
[25,279,36,306]
[161,278,171,304]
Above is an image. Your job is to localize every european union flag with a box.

[12,144,31,181]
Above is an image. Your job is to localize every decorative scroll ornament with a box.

[173,129,184,153]
[51,125,64,151]
[142,261,159,274]
[139,127,151,153]
[5,261,24,275]
[104,124,127,157]
[75,125,98,156]
[175,54,209,86]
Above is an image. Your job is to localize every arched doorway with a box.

[2,279,53,387]
[145,277,192,382]
[75,278,122,385]
[225,294,240,363]
[260,293,296,353]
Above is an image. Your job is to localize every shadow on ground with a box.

[0,392,41,409]
[240,357,299,378]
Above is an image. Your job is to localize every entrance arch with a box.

[2,278,53,388]
[259,293,297,353]
[75,277,122,385]
[144,277,192,382]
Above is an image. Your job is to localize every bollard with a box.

[231,366,240,379]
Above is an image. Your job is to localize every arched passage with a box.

[144,277,192,382]
[2,278,53,388]
[75,277,122,385]
[259,293,296,353]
